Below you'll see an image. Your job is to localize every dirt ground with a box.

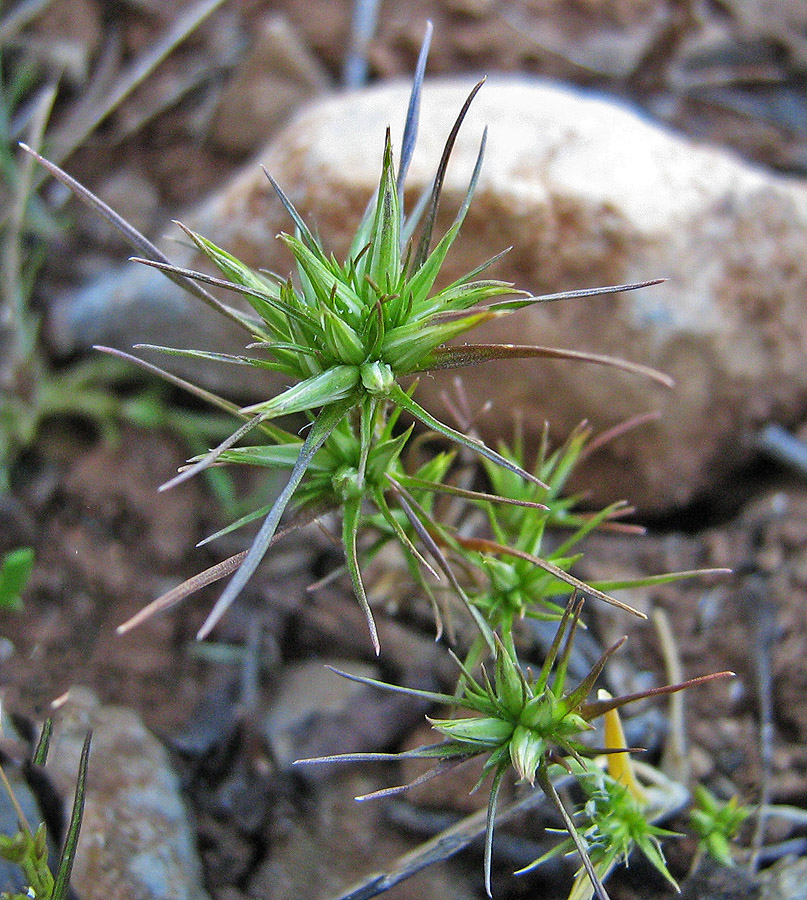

[3,2,807,899]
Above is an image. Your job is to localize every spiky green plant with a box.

[451,420,725,647]
[22,27,672,649]
[689,785,750,867]
[187,402,445,646]
[18,23,734,898]
[296,596,731,897]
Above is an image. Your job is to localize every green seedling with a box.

[0,547,33,612]
[689,785,750,867]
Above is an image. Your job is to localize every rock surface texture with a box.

[46,688,209,900]
[50,78,807,512]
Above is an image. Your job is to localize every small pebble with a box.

[47,687,210,900]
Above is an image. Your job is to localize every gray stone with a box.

[46,688,209,900]
[760,855,807,900]
[262,659,376,768]
[248,770,477,900]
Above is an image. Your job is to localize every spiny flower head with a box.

[455,420,726,634]
[295,594,731,896]
[23,27,671,652]
[116,73,561,648]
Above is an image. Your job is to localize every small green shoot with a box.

[690,785,750,867]
[0,548,34,612]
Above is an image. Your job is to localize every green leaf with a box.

[213,443,311,469]
[342,495,380,654]
[486,279,666,312]
[263,168,319,251]
[408,125,487,308]
[409,81,486,277]
[484,764,508,897]
[635,834,678,889]
[413,278,519,322]
[133,343,299,376]
[421,344,674,388]
[158,415,267,493]
[20,147,253,335]
[367,130,401,293]
[32,719,53,768]
[129,257,306,339]
[430,716,513,746]
[0,548,34,611]
[397,475,547,510]
[370,484,439,579]
[177,223,273,293]
[396,20,432,199]
[320,305,367,365]
[383,310,495,373]
[458,535,642,618]
[196,503,275,547]
[590,567,730,592]
[323,665,463,708]
[53,731,92,900]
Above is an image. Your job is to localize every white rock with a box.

[198,78,807,511]
[51,78,807,512]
